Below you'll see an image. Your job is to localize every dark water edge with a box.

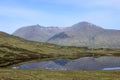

[12,56,120,70]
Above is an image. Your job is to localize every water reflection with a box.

[13,56,120,70]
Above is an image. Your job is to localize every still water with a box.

[13,56,120,70]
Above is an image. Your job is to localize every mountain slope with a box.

[48,22,120,48]
[13,24,63,42]
[13,21,120,48]
[48,22,104,46]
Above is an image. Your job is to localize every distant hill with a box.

[13,24,63,42]
[48,22,120,48]
[13,21,120,48]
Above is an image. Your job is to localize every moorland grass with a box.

[0,69,120,80]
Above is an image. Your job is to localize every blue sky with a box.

[0,0,120,34]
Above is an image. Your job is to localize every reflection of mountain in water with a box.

[17,56,120,70]
[53,59,70,66]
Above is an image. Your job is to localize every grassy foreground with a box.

[0,69,120,80]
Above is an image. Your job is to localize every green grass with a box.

[0,69,120,80]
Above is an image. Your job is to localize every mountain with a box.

[13,24,63,42]
[48,22,104,46]
[13,21,120,48]
[48,22,120,48]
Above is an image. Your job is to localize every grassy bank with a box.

[0,69,120,80]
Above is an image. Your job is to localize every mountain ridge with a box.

[13,24,63,42]
[13,21,120,48]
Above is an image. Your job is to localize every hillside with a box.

[13,21,120,48]
[48,22,120,48]
[48,22,104,46]
[0,31,120,67]
[0,32,49,67]
[13,24,63,42]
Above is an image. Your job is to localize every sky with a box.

[0,0,120,34]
